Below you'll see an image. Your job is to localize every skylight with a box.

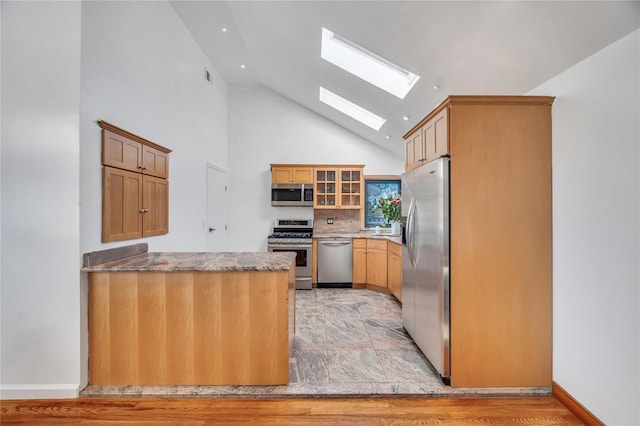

[321,28,420,99]
[319,87,386,131]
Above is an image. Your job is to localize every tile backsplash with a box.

[314,209,361,233]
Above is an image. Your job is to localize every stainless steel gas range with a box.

[267,219,313,290]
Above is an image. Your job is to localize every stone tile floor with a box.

[81,288,550,397]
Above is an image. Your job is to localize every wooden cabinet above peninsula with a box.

[99,121,171,242]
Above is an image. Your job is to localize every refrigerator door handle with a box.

[406,196,417,268]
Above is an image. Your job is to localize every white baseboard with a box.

[0,384,80,399]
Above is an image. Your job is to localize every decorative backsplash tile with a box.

[314,209,361,233]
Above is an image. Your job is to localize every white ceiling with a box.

[170,1,640,157]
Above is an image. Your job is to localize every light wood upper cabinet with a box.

[405,128,423,171]
[142,145,169,179]
[433,108,449,160]
[404,104,449,171]
[314,166,363,209]
[271,165,313,184]
[99,121,171,242]
[422,107,449,164]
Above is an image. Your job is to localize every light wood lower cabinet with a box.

[352,239,401,302]
[365,240,388,288]
[387,242,402,302]
[352,239,367,286]
[88,268,295,385]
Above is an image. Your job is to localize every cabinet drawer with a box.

[353,238,366,248]
[388,241,402,257]
[367,239,387,250]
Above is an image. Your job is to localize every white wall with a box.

[0,0,229,398]
[80,0,229,254]
[227,85,404,251]
[1,1,82,398]
[530,30,639,425]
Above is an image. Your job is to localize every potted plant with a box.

[371,194,402,234]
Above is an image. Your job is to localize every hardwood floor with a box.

[1,396,583,425]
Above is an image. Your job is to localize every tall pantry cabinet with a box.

[403,96,554,387]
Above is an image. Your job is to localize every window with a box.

[365,178,401,228]
[320,28,420,99]
[319,87,386,130]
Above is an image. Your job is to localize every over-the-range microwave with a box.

[271,183,313,207]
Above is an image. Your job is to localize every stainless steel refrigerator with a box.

[402,156,450,384]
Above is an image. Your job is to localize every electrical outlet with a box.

[327,218,334,224]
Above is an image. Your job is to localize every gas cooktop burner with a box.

[270,231,313,238]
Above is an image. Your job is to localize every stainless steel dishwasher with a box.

[317,238,353,287]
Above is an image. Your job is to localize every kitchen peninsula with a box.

[82,246,296,386]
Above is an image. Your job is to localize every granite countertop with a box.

[314,231,402,245]
[82,251,296,273]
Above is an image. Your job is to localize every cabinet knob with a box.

[139,165,148,170]
[139,209,149,213]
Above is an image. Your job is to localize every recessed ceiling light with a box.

[402,116,409,121]
[321,28,420,99]
[222,27,228,32]
[240,64,246,69]
[432,84,439,90]
[319,87,386,131]
[385,135,391,139]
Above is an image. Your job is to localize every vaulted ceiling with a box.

[171,1,639,157]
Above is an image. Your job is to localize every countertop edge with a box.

[82,251,297,273]
[313,232,402,245]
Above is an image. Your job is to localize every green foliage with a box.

[370,194,401,225]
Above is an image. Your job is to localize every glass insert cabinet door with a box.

[315,169,337,207]
[314,167,363,209]
[340,169,361,207]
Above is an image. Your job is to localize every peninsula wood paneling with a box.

[88,269,293,385]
